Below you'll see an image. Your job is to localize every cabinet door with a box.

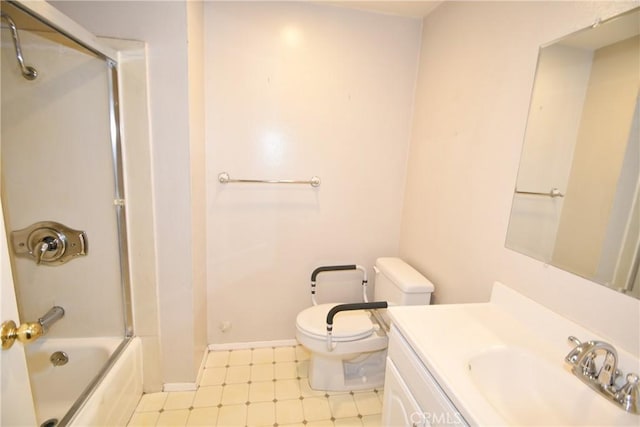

[382,359,426,427]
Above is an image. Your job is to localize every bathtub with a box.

[25,336,142,427]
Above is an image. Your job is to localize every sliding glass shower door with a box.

[1,2,131,425]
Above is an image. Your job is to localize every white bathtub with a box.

[25,337,142,427]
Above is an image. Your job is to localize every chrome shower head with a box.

[1,12,38,80]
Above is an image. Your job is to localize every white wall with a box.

[400,1,640,356]
[186,0,208,380]
[51,0,207,385]
[205,2,422,343]
[46,0,640,387]
[108,37,163,392]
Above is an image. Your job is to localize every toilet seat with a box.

[296,303,374,342]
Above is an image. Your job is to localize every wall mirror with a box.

[506,7,640,299]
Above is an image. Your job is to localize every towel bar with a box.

[218,172,321,188]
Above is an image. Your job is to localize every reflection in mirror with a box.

[507,7,640,299]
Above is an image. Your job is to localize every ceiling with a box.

[323,1,443,18]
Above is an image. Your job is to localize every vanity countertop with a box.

[387,282,640,426]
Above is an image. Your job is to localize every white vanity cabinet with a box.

[383,360,426,426]
[382,325,467,427]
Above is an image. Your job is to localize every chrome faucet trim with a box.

[565,336,639,415]
[38,306,65,334]
[565,336,618,387]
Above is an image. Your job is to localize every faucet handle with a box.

[615,373,639,413]
[568,336,582,346]
[581,353,598,379]
[565,336,584,365]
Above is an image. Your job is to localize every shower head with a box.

[1,12,37,80]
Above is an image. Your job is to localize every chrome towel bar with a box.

[218,172,321,188]
[515,187,564,198]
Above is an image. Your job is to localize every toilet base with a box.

[308,349,387,391]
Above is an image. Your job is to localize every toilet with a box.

[295,257,434,391]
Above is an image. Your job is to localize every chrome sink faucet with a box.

[565,336,639,414]
[565,336,618,387]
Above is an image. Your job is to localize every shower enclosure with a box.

[1,1,134,425]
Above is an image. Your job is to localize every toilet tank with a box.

[374,257,434,305]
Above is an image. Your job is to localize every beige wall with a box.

[553,35,640,277]
[400,1,640,355]
[205,2,422,343]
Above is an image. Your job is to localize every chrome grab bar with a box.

[515,187,564,198]
[218,172,321,188]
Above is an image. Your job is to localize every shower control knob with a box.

[11,221,87,265]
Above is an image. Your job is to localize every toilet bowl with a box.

[295,257,434,391]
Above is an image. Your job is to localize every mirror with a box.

[506,7,640,299]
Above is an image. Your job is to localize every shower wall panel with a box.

[1,29,124,338]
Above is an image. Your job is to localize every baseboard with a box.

[195,345,208,386]
[208,338,298,351]
[163,382,197,392]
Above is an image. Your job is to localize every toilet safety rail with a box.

[326,302,388,351]
[310,264,369,306]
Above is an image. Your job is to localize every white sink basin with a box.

[467,346,638,426]
[387,283,640,426]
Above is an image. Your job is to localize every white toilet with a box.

[295,257,434,391]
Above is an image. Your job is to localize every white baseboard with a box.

[195,345,209,387]
[163,382,197,392]
[164,346,209,392]
[208,338,298,351]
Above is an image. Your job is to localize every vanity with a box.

[382,282,640,426]
[381,5,640,426]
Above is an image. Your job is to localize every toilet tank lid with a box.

[375,257,435,293]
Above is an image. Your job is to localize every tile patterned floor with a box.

[127,345,383,426]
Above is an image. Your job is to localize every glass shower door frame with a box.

[4,1,135,424]
[8,0,133,336]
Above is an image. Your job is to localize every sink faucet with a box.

[565,336,618,388]
[565,336,639,414]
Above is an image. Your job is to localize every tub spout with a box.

[38,306,64,333]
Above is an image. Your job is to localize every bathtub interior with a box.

[25,337,121,424]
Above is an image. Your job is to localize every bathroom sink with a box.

[467,346,637,426]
